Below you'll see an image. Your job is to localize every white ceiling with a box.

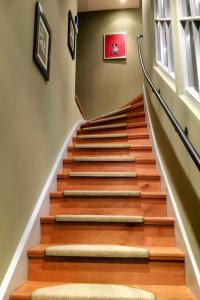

[78,0,140,12]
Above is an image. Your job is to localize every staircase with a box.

[10,96,196,299]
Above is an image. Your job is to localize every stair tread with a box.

[64,157,156,163]
[50,191,166,198]
[58,172,160,179]
[83,113,128,125]
[44,244,150,258]
[82,111,145,128]
[87,105,134,122]
[71,144,152,149]
[78,133,129,138]
[82,123,127,131]
[10,282,196,300]
[81,122,147,132]
[28,244,184,260]
[41,215,174,225]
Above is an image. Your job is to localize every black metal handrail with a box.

[137,34,200,172]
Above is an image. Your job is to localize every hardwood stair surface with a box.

[10,96,196,300]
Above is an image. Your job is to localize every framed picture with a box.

[33,1,51,81]
[104,32,127,60]
[68,10,76,60]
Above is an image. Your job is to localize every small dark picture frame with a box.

[68,10,76,59]
[33,2,51,81]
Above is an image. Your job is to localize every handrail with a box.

[137,34,200,172]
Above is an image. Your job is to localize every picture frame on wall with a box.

[33,1,51,81]
[104,32,127,60]
[68,10,76,60]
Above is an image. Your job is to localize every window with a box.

[154,0,175,77]
[180,0,200,102]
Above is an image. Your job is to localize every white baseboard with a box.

[143,84,200,299]
[0,119,83,300]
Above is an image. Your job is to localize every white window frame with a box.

[179,0,200,103]
[153,0,175,79]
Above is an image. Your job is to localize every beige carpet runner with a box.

[73,156,135,162]
[82,124,127,131]
[63,190,141,197]
[55,215,144,223]
[68,171,138,178]
[31,283,156,300]
[78,133,128,139]
[45,244,150,258]
[74,143,130,149]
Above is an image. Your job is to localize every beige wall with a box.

[0,0,81,283]
[76,8,143,119]
[142,0,200,272]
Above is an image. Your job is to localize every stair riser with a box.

[28,258,184,285]
[73,139,150,145]
[81,117,146,128]
[68,149,154,158]
[63,162,157,173]
[41,223,175,246]
[57,178,161,192]
[50,197,167,217]
[77,127,148,135]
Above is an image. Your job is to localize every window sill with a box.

[156,62,175,80]
[185,87,200,105]
[153,64,176,93]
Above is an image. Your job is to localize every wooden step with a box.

[10,282,196,300]
[75,133,149,142]
[68,145,153,159]
[77,125,148,135]
[19,283,157,300]
[81,112,145,128]
[40,216,175,246]
[67,171,139,177]
[44,244,150,258]
[88,103,143,122]
[77,133,129,139]
[76,133,149,141]
[28,245,184,285]
[73,140,151,147]
[57,173,161,192]
[82,114,127,127]
[50,192,167,217]
[80,122,147,132]
[74,143,132,149]
[63,157,157,173]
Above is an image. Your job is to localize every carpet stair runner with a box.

[10,96,196,300]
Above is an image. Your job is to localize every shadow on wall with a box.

[148,92,200,264]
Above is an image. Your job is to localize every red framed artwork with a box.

[104,32,127,60]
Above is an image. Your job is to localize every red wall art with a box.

[104,32,127,60]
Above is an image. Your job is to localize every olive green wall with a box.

[0,0,81,283]
[142,0,200,275]
[76,8,143,119]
